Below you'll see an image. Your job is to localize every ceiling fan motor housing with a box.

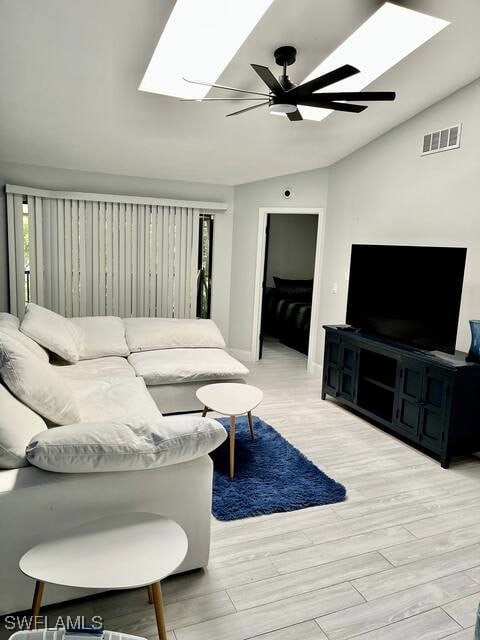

[274,46,297,67]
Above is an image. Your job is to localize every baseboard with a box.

[308,360,323,376]
[228,348,256,362]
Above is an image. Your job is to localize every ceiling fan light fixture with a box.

[269,103,297,114]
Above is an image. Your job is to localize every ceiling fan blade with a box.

[287,109,303,122]
[183,77,270,98]
[181,98,267,101]
[251,64,284,94]
[226,101,269,117]
[290,64,360,98]
[314,91,396,102]
[298,99,368,113]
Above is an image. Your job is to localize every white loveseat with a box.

[0,306,249,614]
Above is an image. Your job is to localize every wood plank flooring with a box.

[4,340,480,639]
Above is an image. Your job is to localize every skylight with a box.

[298,2,449,122]
[139,0,275,99]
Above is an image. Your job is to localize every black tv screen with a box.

[346,245,467,354]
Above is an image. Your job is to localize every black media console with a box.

[322,325,480,468]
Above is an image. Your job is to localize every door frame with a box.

[251,206,325,373]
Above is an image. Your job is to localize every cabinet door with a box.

[324,335,341,396]
[394,360,423,438]
[338,341,359,402]
[418,368,451,451]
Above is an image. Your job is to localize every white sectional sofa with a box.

[0,305,249,614]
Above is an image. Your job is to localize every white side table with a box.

[19,513,188,640]
[196,382,263,479]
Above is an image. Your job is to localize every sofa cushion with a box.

[21,303,81,363]
[26,415,227,473]
[68,375,161,422]
[0,383,47,469]
[54,356,135,381]
[124,318,226,352]
[0,325,49,362]
[0,329,80,425]
[71,316,130,360]
[0,312,20,331]
[128,348,249,385]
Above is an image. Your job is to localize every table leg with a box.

[147,584,154,604]
[230,415,236,479]
[247,411,255,441]
[31,580,45,628]
[150,581,168,640]
[202,406,209,417]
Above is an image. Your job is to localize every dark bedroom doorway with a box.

[259,213,319,362]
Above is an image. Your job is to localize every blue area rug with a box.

[211,416,346,521]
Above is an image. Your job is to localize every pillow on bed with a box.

[273,277,313,302]
[26,415,227,473]
[20,303,81,363]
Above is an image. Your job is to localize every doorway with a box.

[252,207,325,373]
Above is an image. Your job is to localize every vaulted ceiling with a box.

[1,0,479,185]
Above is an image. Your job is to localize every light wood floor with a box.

[7,340,480,640]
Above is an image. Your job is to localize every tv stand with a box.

[322,325,480,468]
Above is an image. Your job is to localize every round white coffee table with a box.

[196,382,263,479]
[19,512,188,640]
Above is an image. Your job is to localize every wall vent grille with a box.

[422,124,461,155]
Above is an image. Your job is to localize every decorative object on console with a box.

[466,320,480,363]
[211,416,346,520]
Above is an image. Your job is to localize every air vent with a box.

[422,124,461,155]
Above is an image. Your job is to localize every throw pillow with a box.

[20,303,81,363]
[0,329,81,425]
[0,326,49,362]
[0,312,20,331]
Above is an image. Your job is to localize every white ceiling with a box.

[1,0,479,185]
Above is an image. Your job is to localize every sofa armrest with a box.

[26,415,227,473]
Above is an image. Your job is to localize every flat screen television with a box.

[346,245,467,354]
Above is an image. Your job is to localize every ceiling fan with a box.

[182,45,395,121]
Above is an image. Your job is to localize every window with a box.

[22,199,30,303]
[6,185,225,319]
[197,214,214,318]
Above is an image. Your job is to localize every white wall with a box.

[4,78,479,358]
[318,77,480,361]
[266,214,318,287]
[229,168,329,354]
[0,162,234,340]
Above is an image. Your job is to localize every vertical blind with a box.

[6,185,226,319]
